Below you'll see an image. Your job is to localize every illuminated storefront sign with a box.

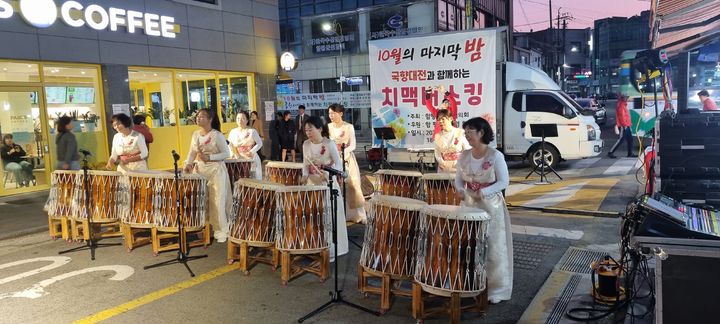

[0,0,177,38]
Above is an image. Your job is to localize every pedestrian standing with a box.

[698,90,718,111]
[132,114,154,153]
[54,116,80,170]
[295,105,308,158]
[608,95,636,158]
[269,112,282,161]
[279,111,296,162]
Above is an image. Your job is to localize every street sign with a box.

[345,77,363,86]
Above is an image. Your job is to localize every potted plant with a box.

[163,108,174,126]
[83,112,100,132]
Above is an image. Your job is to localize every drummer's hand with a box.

[455,191,465,201]
[183,163,194,173]
[105,161,114,170]
[62,163,69,170]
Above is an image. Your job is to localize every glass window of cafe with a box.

[0,61,106,194]
[128,68,255,170]
[43,65,106,168]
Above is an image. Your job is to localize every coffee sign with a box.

[0,0,177,38]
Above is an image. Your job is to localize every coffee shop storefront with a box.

[0,0,279,197]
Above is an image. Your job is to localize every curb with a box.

[507,204,622,218]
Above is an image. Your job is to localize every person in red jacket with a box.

[132,114,154,153]
[608,95,636,158]
[424,85,458,139]
[698,90,718,111]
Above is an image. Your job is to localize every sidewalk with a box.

[0,190,50,240]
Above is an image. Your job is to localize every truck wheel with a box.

[528,144,560,170]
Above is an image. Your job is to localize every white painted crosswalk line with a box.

[521,181,589,209]
[506,183,535,196]
[511,225,584,240]
[559,157,601,176]
[602,158,638,176]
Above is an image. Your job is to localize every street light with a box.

[280,52,297,71]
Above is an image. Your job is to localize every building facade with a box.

[512,46,542,70]
[592,11,650,96]
[516,28,592,96]
[0,0,279,197]
[277,0,511,142]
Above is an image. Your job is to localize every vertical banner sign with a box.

[369,29,496,148]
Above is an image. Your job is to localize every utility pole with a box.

[556,8,562,85]
[562,17,568,91]
[549,0,553,29]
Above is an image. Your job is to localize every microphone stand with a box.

[341,143,362,250]
[59,150,120,260]
[297,166,379,322]
[144,151,207,277]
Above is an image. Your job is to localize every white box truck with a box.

[369,27,603,169]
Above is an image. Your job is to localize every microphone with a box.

[79,149,92,156]
[321,165,347,179]
[171,150,180,161]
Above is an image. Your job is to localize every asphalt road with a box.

[0,99,642,323]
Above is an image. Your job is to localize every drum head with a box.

[422,205,490,221]
[375,169,423,178]
[372,195,427,211]
[422,172,456,181]
[235,178,282,190]
[266,161,304,169]
[86,170,122,176]
[275,184,328,193]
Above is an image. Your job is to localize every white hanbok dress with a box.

[185,129,232,240]
[227,127,263,180]
[328,122,366,223]
[434,127,471,173]
[109,130,149,174]
[454,148,513,302]
[302,138,349,258]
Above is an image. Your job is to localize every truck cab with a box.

[499,62,603,169]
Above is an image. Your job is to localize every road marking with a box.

[602,158,637,176]
[0,256,71,285]
[73,265,236,324]
[520,181,589,209]
[0,265,134,300]
[511,225,584,240]
[559,157,601,176]
[507,183,535,196]
[553,178,618,211]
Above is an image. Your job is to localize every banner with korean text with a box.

[369,29,496,148]
[277,91,371,111]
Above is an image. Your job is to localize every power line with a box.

[516,18,554,27]
[518,0,532,29]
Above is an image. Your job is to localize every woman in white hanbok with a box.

[106,113,149,173]
[301,116,349,259]
[327,103,367,224]
[433,108,471,173]
[227,111,263,180]
[453,116,513,304]
[183,109,232,243]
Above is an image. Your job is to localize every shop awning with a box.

[650,0,720,55]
